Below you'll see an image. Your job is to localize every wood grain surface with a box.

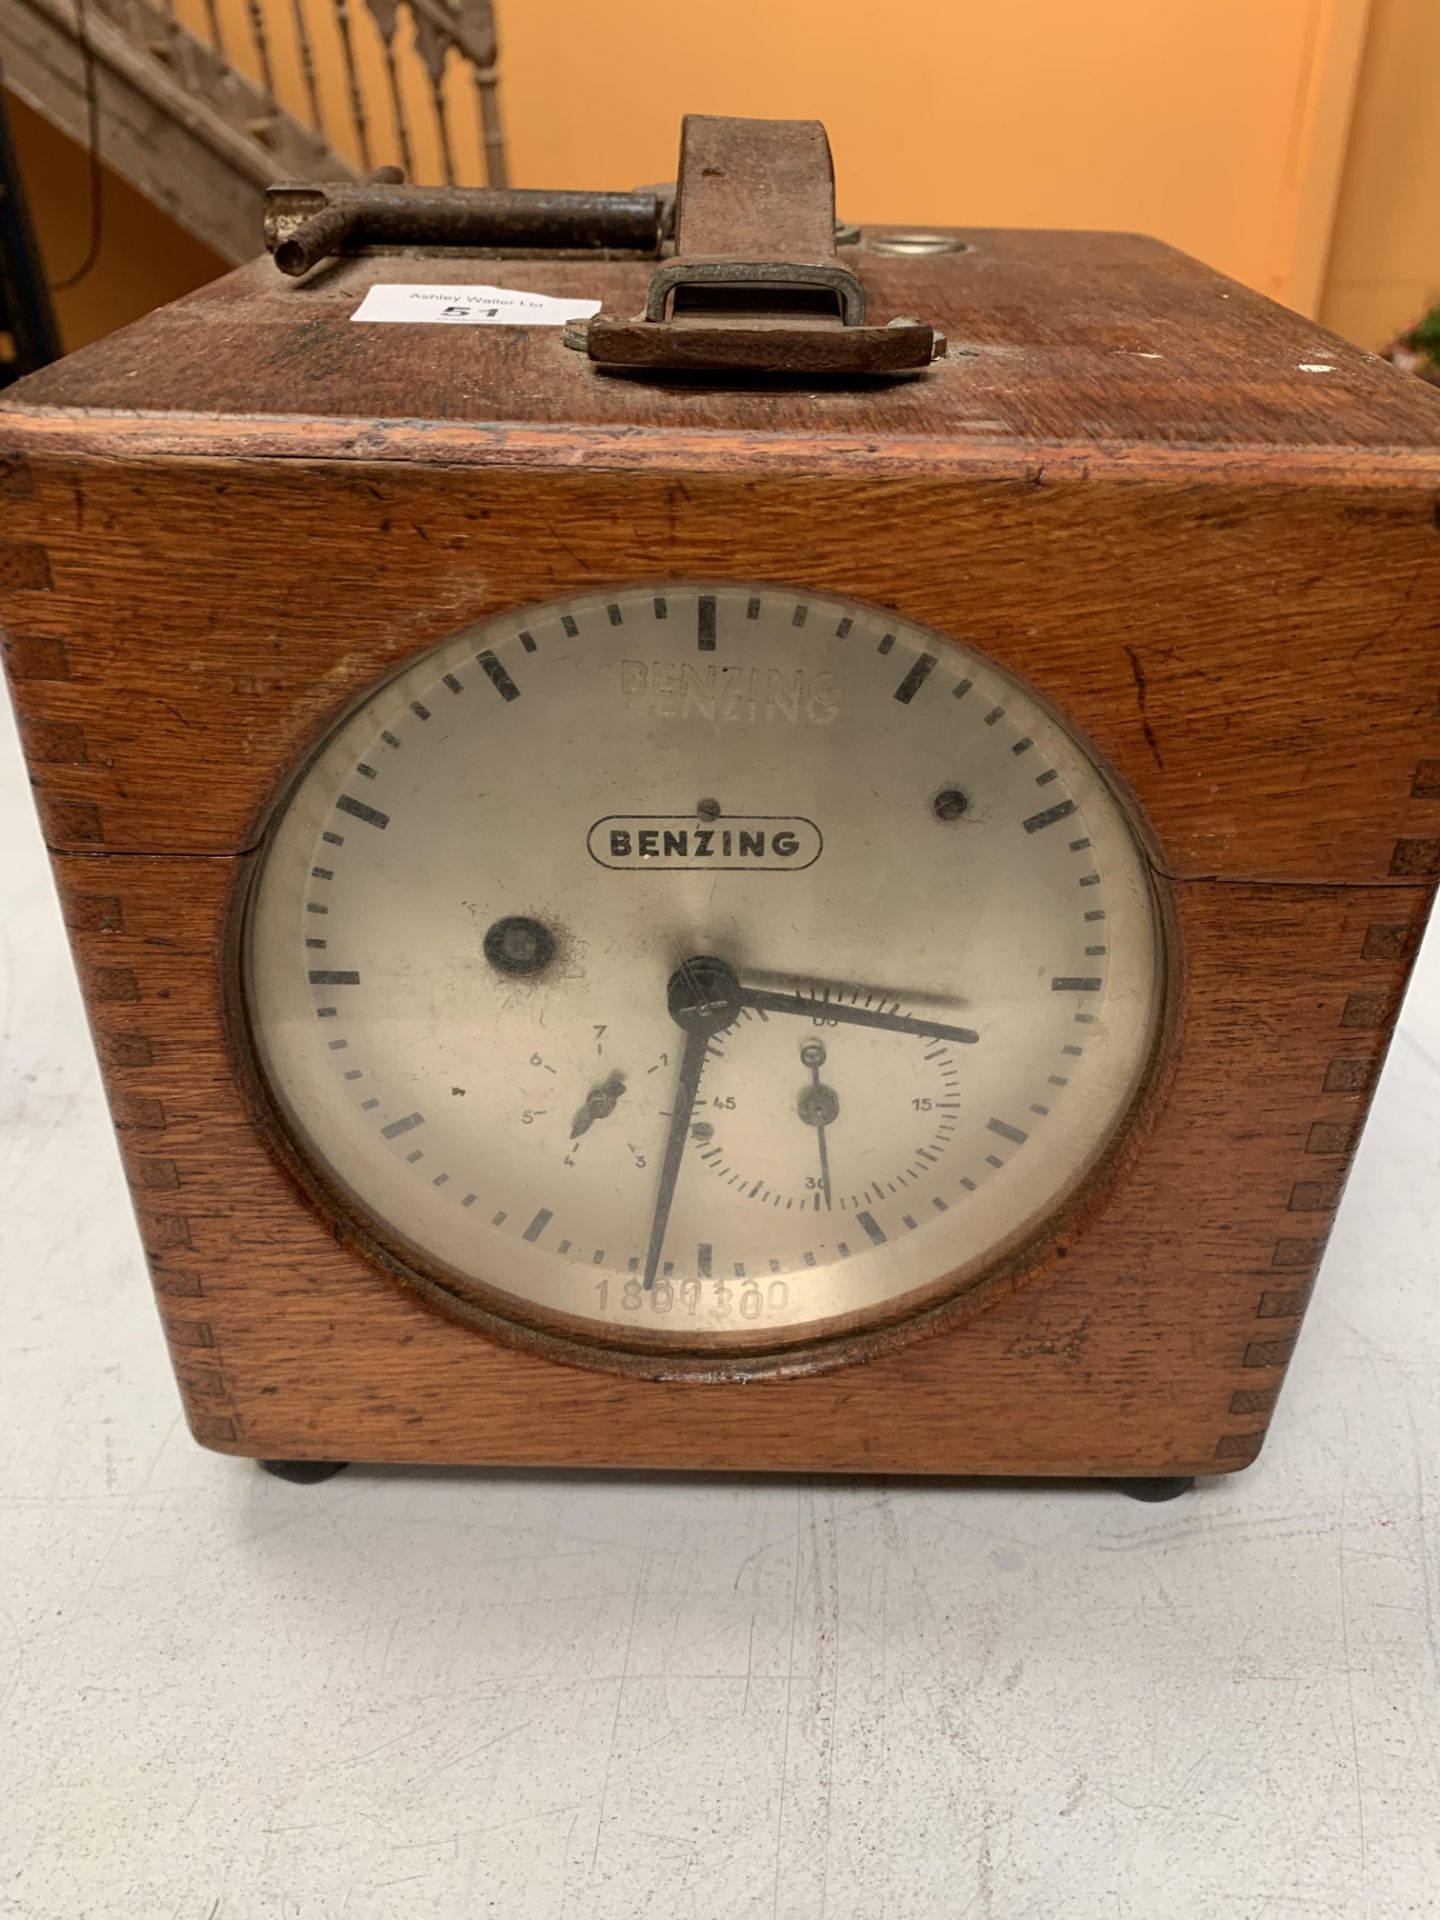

[2,230,1436,1475]
[45,852,1431,1476]
[9,230,1440,459]
[0,456,1436,885]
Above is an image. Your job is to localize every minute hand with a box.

[642,1022,709,1290]
[738,987,978,1046]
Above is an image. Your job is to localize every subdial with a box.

[506,1021,673,1188]
[569,1069,628,1141]
[694,1004,963,1213]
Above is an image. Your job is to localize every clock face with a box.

[242,584,1163,1370]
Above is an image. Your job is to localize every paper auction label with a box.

[351,283,601,327]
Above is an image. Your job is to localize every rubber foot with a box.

[260,1459,349,1485]
[1109,1475,1195,1503]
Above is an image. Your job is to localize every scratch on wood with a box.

[1123,644,1165,771]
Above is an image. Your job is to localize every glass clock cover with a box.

[243,585,1162,1368]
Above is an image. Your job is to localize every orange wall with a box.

[1319,0,1440,348]
[195,0,1364,308]
[204,0,1367,306]
[12,0,1433,356]
[499,0,1366,311]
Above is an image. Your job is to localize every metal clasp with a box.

[575,116,944,376]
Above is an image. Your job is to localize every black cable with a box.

[52,0,103,291]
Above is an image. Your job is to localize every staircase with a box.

[0,0,505,264]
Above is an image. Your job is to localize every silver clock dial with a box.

[243,584,1162,1358]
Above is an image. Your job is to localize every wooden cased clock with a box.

[2,118,1436,1495]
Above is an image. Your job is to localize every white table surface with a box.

[2,674,1437,1920]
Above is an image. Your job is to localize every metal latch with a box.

[263,115,944,377]
[573,116,944,376]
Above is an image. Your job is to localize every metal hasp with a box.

[265,178,667,277]
[579,116,945,376]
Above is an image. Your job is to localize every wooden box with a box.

[2,227,1437,1480]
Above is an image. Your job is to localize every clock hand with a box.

[642,954,969,1279]
[642,1024,709,1290]
[570,1070,626,1140]
[643,956,744,1289]
[740,984,979,1047]
[738,964,967,1015]
[797,1039,836,1210]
